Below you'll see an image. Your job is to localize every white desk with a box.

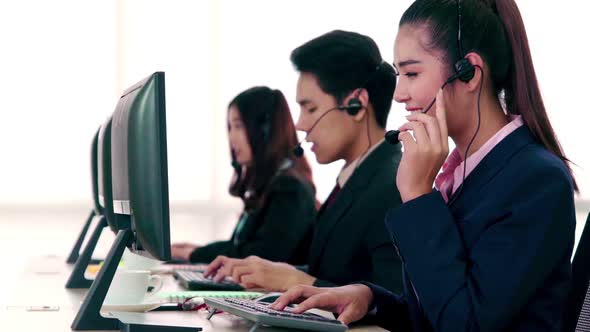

[2,255,387,331]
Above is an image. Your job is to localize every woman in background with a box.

[172,86,317,264]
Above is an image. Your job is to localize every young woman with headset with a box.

[271,1,577,331]
[172,86,317,264]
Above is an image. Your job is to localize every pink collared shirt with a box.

[435,115,524,203]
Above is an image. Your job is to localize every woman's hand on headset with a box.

[396,89,449,202]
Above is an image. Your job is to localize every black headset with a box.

[338,94,363,116]
[293,62,388,157]
[338,62,386,116]
[449,0,475,84]
[338,98,363,116]
[385,0,475,145]
[384,0,483,207]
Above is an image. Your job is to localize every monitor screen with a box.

[97,116,124,233]
[90,128,102,215]
[110,71,170,261]
[97,120,108,210]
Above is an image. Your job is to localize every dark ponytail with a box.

[494,0,577,191]
[400,0,577,191]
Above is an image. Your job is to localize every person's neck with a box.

[343,127,385,167]
[452,95,508,160]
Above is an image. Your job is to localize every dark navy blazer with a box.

[366,126,576,331]
[307,142,404,293]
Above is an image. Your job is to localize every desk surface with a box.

[2,255,386,332]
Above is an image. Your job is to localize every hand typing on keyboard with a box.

[204,297,347,331]
[204,255,316,291]
[174,270,244,291]
[225,299,341,323]
[270,284,374,325]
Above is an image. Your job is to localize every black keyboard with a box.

[173,270,244,291]
[204,297,347,332]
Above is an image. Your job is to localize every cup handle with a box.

[147,275,163,294]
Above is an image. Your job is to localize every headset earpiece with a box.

[454,58,475,83]
[446,58,475,85]
[451,0,475,84]
[340,98,362,116]
[444,58,476,85]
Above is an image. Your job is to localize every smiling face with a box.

[294,72,357,164]
[393,24,464,137]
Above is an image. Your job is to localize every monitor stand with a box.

[65,216,108,289]
[71,229,201,332]
[66,210,96,264]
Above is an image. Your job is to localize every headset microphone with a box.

[385,129,401,145]
[384,59,475,145]
[385,0,475,146]
[292,106,344,157]
[294,62,387,156]
[293,144,305,158]
[384,89,440,145]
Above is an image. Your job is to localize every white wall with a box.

[0,0,118,205]
[517,1,590,197]
[0,0,588,209]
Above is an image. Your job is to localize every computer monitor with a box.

[72,72,181,331]
[66,129,102,264]
[110,71,171,261]
[97,116,126,233]
[66,118,120,288]
[91,130,102,215]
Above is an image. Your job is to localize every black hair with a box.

[401,0,577,190]
[290,30,397,128]
[228,86,316,210]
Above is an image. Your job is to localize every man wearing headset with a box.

[204,30,404,294]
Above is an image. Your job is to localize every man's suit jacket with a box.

[303,142,405,294]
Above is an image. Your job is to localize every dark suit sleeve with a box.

[313,178,404,291]
[361,282,412,331]
[321,199,405,292]
[363,189,404,294]
[190,176,316,264]
[380,166,575,331]
[313,278,339,288]
[189,240,234,263]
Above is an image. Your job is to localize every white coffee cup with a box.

[104,270,163,305]
[121,249,159,271]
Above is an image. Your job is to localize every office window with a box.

[1,0,588,207]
